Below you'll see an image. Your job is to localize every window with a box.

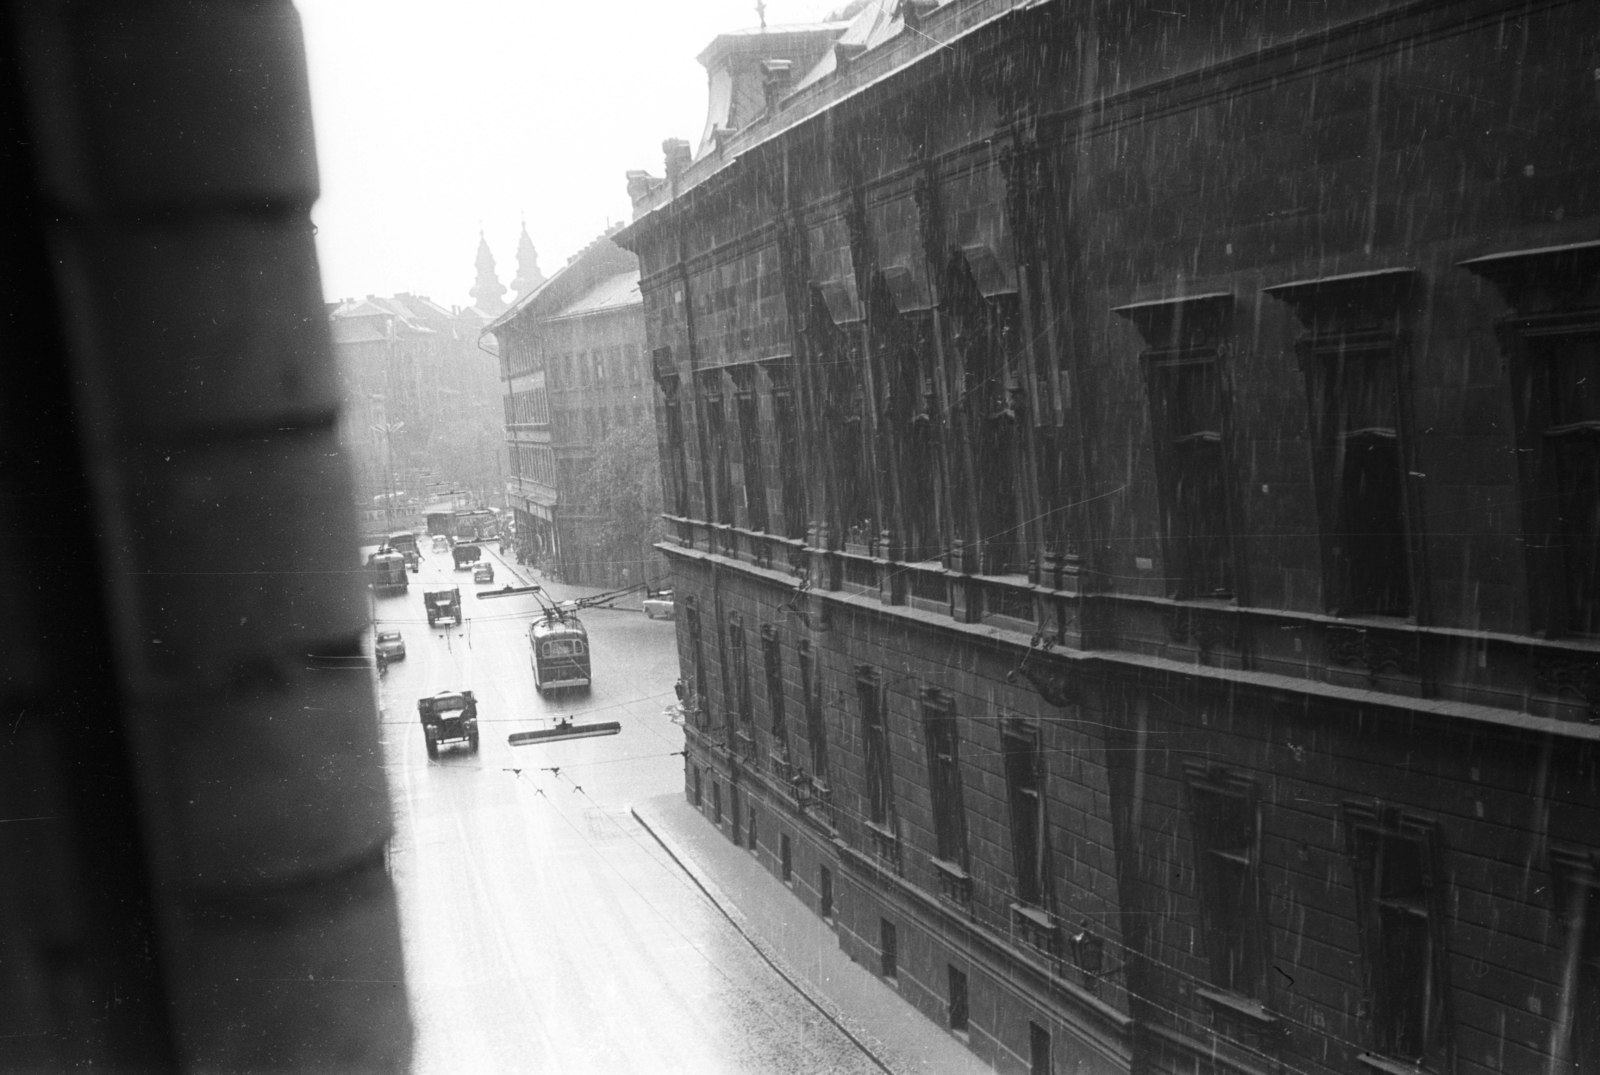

[747,808,758,854]
[732,365,769,531]
[1463,244,1600,635]
[867,270,941,561]
[811,285,876,546]
[879,919,898,980]
[1320,339,1410,615]
[1543,340,1600,618]
[922,690,968,869]
[761,624,787,755]
[799,640,829,787]
[658,367,690,517]
[729,612,751,731]
[712,781,722,825]
[1183,762,1264,997]
[1146,354,1235,597]
[1003,721,1050,907]
[819,865,833,918]
[1029,1022,1051,1075]
[1342,803,1451,1069]
[730,785,741,842]
[767,361,808,539]
[700,373,735,526]
[944,251,1024,574]
[684,598,709,727]
[857,667,892,828]
[1264,270,1416,618]
[692,766,702,807]
[1550,849,1600,1074]
[781,834,792,882]
[947,966,969,1032]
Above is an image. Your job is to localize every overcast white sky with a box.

[297,0,840,309]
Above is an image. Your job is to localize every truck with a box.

[424,587,462,628]
[451,544,481,570]
[387,531,421,571]
[368,548,408,596]
[417,690,479,758]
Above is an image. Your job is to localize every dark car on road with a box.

[417,690,479,758]
[424,588,461,628]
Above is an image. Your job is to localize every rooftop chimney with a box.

[626,169,662,204]
[663,138,692,188]
[898,0,937,31]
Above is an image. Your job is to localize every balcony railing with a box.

[657,514,1600,731]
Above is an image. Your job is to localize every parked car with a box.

[643,584,675,620]
[375,631,406,661]
[473,562,494,584]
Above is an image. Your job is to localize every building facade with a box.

[485,230,660,587]
[618,3,1600,1075]
[329,291,504,531]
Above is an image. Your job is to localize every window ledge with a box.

[931,857,972,903]
[1009,902,1060,954]
[1010,902,1055,929]
[1356,1055,1431,1075]
[1195,987,1279,1030]
[865,819,900,862]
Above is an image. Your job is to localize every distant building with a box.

[510,221,546,301]
[619,3,1600,1075]
[329,291,503,531]
[485,229,658,586]
[468,231,509,317]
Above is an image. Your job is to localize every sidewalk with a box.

[632,794,992,1075]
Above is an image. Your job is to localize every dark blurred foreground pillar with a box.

[0,1,411,1070]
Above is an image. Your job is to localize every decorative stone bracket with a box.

[1007,639,1079,707]
[1326,624,1419,683]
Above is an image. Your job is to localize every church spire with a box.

[510,221,545,300]
[469,231,507,314]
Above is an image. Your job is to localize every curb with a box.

[630,801,900,1075]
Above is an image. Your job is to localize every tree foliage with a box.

[584,420,664,578]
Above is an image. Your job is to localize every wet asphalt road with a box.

[369,545,881,1075]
